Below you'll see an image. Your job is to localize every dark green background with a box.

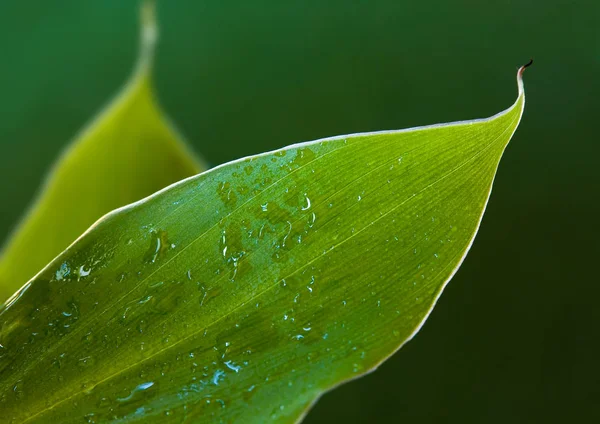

[0,1,598,422]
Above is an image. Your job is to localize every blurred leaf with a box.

[0,2,204,303]
[0,65,529,423]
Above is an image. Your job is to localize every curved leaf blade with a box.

[0,2,204,303]
[0,66,529,423]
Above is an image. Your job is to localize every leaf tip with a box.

[139,0,158,69]
[517,58,533,96]
[518,58,533,77]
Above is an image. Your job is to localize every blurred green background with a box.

[0,1,598,422]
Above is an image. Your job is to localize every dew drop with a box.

[224,361,241,373]
[55,262,71,281]
[144,230,170,264]
[138,295,152,304]
[212,369,226,385]
[301,194,311,211]
[307,212,316,228]
[117,381,154,403]
[77,265,91,280]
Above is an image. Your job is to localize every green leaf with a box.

[0,64,529,423]
[0,2,204,303]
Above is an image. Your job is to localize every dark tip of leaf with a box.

[518,59,533,79]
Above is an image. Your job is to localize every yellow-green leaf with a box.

[0,64,530,423]
[0,3,204,303]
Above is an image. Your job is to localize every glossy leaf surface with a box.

[0,3,204,303]
[0,66,529,423]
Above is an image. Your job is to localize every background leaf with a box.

[0,69,526,423]
[0,3,204,303]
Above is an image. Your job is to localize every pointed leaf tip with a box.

[516,59,532,96]
[139,0,158,69]
[518,58,533,75]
